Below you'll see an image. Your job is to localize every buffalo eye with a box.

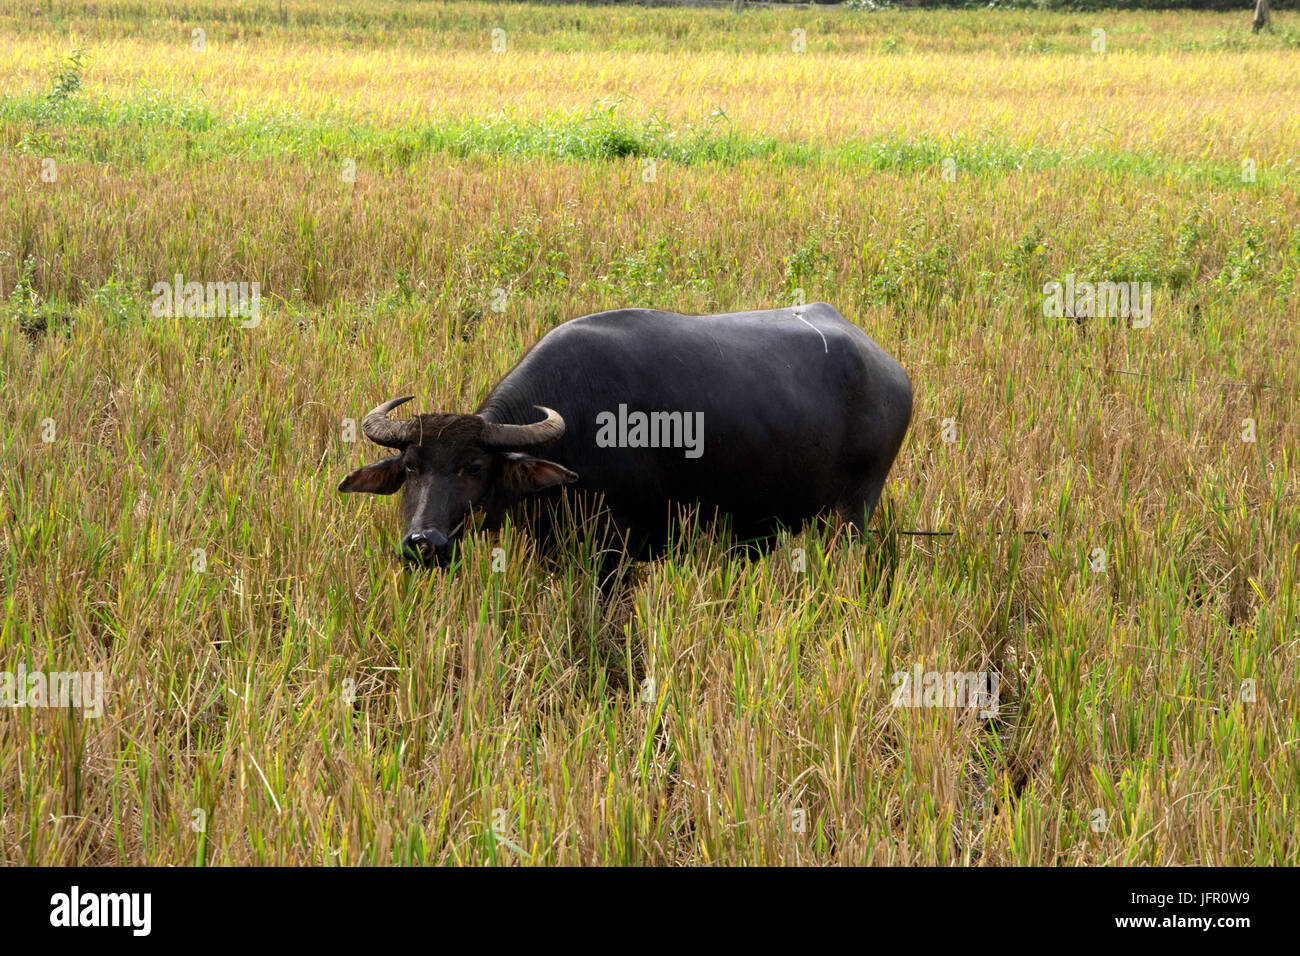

[404,462,417,475]
[463,462,483,478]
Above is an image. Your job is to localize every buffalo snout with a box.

[401,529,453,567]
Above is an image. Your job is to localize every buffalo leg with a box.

[834,474,888,536]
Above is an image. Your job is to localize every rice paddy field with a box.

[2,0,1298,866]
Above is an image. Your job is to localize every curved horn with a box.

[361,395,417,449]
[481,406,566,450]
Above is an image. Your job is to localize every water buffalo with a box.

[339,303,912,568]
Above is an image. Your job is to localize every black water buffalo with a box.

[339,303,912,567]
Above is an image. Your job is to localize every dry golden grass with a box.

[1,1,1297,865]
[2,30,1298,163]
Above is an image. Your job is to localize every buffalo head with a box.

[338,396,577,566]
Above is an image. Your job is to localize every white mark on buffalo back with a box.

[792,306,828,353]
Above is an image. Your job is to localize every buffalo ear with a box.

[338,454,406,495]
[500,453,578,495]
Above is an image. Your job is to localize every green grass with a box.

[6,1,1300,54]
[6,90,1291,191]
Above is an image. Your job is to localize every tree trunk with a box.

[732,0,745,12]
[1253,0,1270,33]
